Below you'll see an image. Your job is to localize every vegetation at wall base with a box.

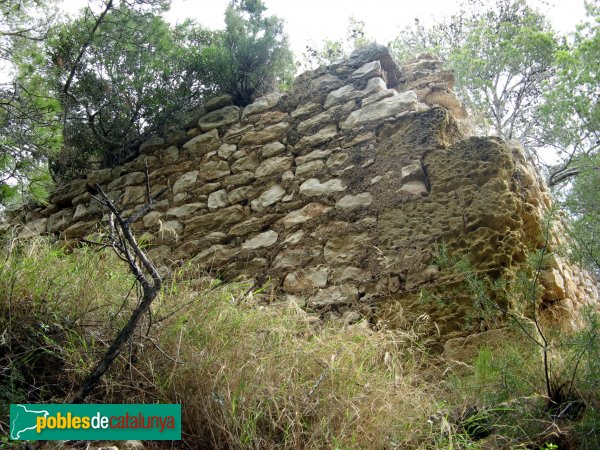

[0,237,598,449]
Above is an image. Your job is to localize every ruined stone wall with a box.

[7,45,598,336]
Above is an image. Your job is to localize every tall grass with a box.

[1,238,598,449]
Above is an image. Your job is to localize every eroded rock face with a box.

[12,48,597,343]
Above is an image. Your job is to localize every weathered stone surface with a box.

[299,178,346,196]
[272,246,321,269]
[194,244,239,267]
[183,129,220,156]
[139,136,165,155]
[295,124,338,149]
[399,180,428,196]
[242,230,278,250]
[218,143,237,159]
[204,94,233,112]
[143,211,162,228]
[199,160,231,181]
[336,193,373,209]
[351,60,382,80]
[239,122,290,146]
[224,171,255,187]
[361,89,396,107]
[309,74,343,93]
[122,185,146,205]
[297,111,333,133]
[62,221,93,239]
[255,156,293,178]
[324,234,369,265]
[295,160,324,177]
[197,182,221,195]
[308,285,358,306]
[283,230,304,245]
[231,149,247,160]
[223,123,254,144]
[87,168,113,185]
[291,102,320,119]
[157,146,179,165]
[340,90,417,129]
[185,205,245,234]
[228,215,279,238]
[172,171,198,195]
[18,218,47,239]
[231,154,260,173]
[228,186,253,204]
[330,266,370,284]
[198,105,240,132]
[241,92,283,120]
[541,269,567,300]
[208,189,229,210]
[262,142,286,158]
[107,172,144,191]
[296,149,333,166]
[47,209,74,233]
[251,185,286,211]
[282,203,331,228]
[283,267,328,293]
[324,77,387,109]
[401,161,426,182]
[326,152,349,168]
[166,203,205,219]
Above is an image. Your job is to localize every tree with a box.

[202,0,295,106]
[0,0,61,205]
[390,0,558,165]
[47,1,215,180]
[542,0,600,186]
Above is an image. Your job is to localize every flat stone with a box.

[182,129,220,156]
[309,74,343,93]
[282,203,331,229]
[251,185,286,211]
[283,267,328,293]
[326,152,349,168]
[239,122,290,147]
[107,172,144,191]
[197,182,222,195]
[295,160,324,177]
[223,123,254,144]
[194,244,239,267]
[401,161,426,182]
[166,203,205,219]
[272,246,321,269]
[295,124,338,149]
[224,171,255,187]
[323,77,386,109]
[255,156,293,178]
[158,146,180,164]
[185,205,245,234]
[262,142,286,158]
[336,193,373,209]
[283,230,304,245]
[308,285,358,306]
[299,178,346,196]
[63,221,94,239]
[228,186,253,204]
[330,266,370,284]
[198,105,240,132]
[324,234,369,265]
[291,102,321,119]
[242,230,278,250]
[172,171,198,195]
[47,209,74,233]
[143,211,163,228]
[218,143,237,159]
[139,136,165,155]
[208,189,229,210]
[199,160,231,181]
[122,185,146,205]
[231,154,260,173]
[296,149,333,166]
[204,94,233,112]
[87,168,113,185]
[361,89,397,107]
[541,269,567,300]
[341,90,417,129]
[241,92,283,120]
[18,218,48,239]
[297,111,333,133]
[72,204,88,221]
[399,180,428,196]
[228,214,279,238]
[351,60,382,80]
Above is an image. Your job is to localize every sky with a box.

[59,0,588,60]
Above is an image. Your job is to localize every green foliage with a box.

[202,0,295,106]
[0,0,62,205]
[47,3,215,179]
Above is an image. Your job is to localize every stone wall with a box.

[6,44,598,337]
